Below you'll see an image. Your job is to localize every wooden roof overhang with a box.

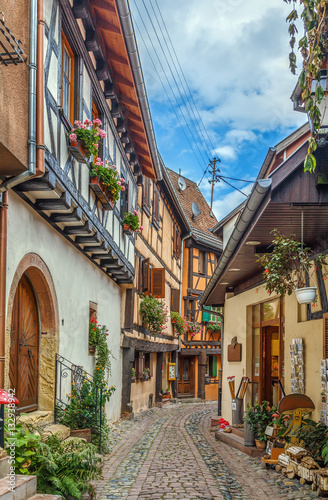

[202,141,328,306]
[75,0,159,180]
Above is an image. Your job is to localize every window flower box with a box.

[123,223,133,235]
[90,176,114,210]
[68,139,89,164]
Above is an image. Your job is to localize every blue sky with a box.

[129,0,307,220]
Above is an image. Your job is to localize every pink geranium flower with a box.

[69,133,77,142]
[121,186,126,191]
[84,119,92,126]
[93,118,102,127]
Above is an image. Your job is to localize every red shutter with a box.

[137,351,145,379]
[142,258,150,293]
[171,288,179,312]
[324,313,328,358]
[151,268,165,298]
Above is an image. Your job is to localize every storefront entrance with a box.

[178,356,195,396]
[252,298,284,406]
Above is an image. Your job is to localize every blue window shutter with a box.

[202,306,211,322]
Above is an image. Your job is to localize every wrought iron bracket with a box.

[0,12,25,66]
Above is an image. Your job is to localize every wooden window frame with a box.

[61,32,75,125]
[150,268,165,298]
[171,288,179,312]
[198,251,205,274]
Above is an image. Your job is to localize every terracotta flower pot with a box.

[123,223,133,235]
[255,439,266,450]
[90,176,114,210]
[68,139,88,164]
[162,394,171,400]
[70,428,92,442]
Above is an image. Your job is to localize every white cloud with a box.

[211,183,253,221]
[212,145,237,161]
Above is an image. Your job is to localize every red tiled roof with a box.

[167,168,222,249]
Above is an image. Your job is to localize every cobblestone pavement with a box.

[95,403,321,500]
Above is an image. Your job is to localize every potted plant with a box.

[142,367,150,381]
[68,118,106,163]
[140,295,168,337]
[131,367,136,383]
[171,312,186,335]
[122,210,143,234]
[244,401,275,449]
[207,323,221,338]
[257,229,327,304]
[160,389,171,400]
[185,320,202,338]
[90,158,125,210]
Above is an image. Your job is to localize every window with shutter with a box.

[142,258,150,293]
[137,351,145,379]
[212,356,217,377]
[323,313,328,358]
[150,268,165,298]
[143,177,151,215]
[120,179,129,219]
[171,288,179,312]
[149,352,154,378]
[177,231,182,257]
[153,187,160,226]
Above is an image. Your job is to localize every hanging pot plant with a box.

[257,229,327,304]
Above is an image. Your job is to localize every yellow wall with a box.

[130,355,157,413]
[222,286,322,422]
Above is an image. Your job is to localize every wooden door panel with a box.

[10,276,39,411]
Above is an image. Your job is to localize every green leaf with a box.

[304,153,316,173]
[298,70,306,88]
[315,87,325,105]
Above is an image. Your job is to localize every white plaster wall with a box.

[222,213,239,249]
[6,192,123,422]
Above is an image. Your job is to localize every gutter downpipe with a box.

[0,192,8,389]
[0,0,38,194]
[115,0,162,181]
[199,178,272,307]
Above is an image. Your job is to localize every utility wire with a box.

[149,0,215,158]
[219,175,254,183]
[218,176,248,197]
[138,0,209,167]
[153,0,217,154]
[131,12,207,172]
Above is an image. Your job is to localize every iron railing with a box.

[54,354,103,452]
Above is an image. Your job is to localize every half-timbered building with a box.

[121,165,189,414]
[0,0,161,422]
[167,169,223,401]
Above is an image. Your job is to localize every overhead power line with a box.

[150,0,216,155]
[131,12,207,172]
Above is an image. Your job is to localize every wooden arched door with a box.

[10,275,39,411]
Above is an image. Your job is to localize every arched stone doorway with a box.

[6,254,59,412]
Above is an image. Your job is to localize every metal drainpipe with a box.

[0,192,8,390]
[0,0,37,194]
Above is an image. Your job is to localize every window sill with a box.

[152,219,160,231]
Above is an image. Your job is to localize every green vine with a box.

[285,0,328,172]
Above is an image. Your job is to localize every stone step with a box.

[42,424,70,442]
[177,398,202,404]
[0,474,37,500]
[231,426,244,439]
[18,411,54,429]
[215,430,264,458]
[28,495,62,500]
[0,456,9,480]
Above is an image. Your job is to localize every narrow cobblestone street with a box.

[94,403,319,500]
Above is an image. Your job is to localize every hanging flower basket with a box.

[90,176,114,210]
[295,287,317,304]
[68,139,88,164]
